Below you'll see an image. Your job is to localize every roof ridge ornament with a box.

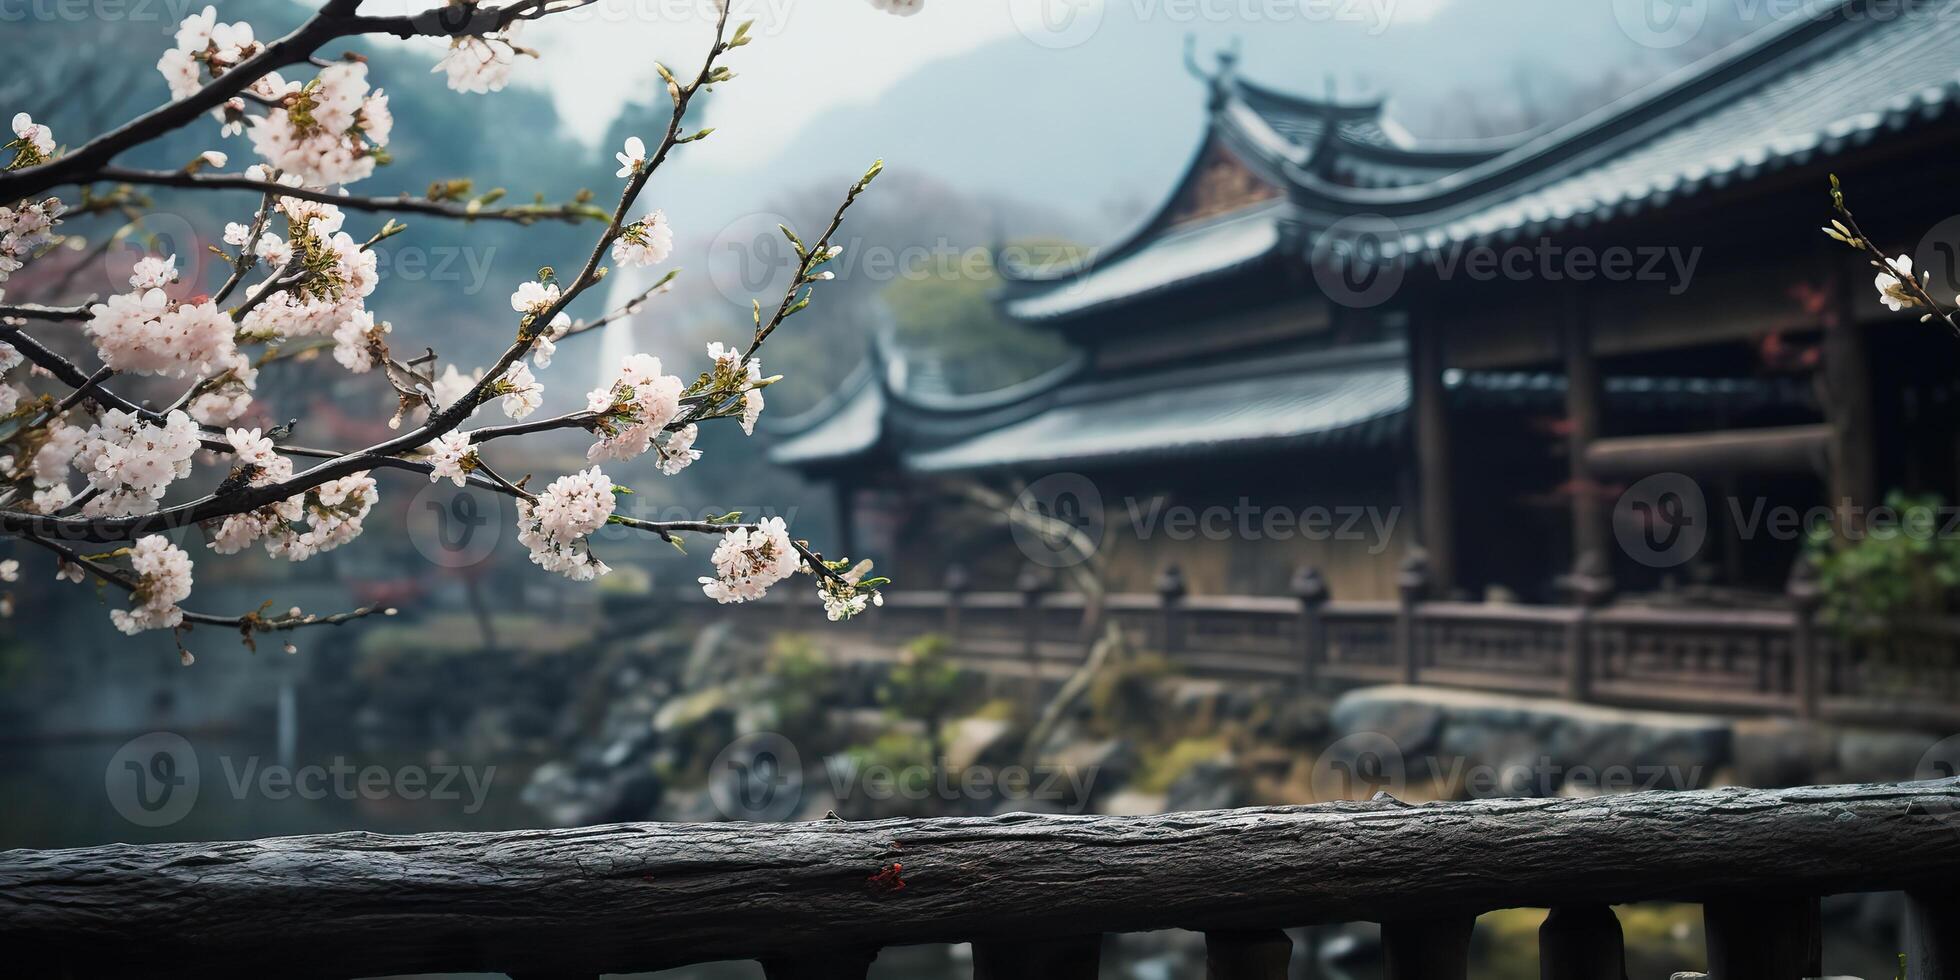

[1183,35,1243,111]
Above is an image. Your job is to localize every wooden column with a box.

[1904,891,1958,980]
[1539,905,1627,980]
[1017,564,1049,716]
[1563,289,1607,575]
[1411,315,1456,594]
[1557,556,1612,704]
[1382,915,1475,980]
[760,948,878,979]
[1205,928,1292,980]
[1703,896,1821,980]
[1292,565,1329,689]
[973,934,1102,980]
[1824,252,1877,536]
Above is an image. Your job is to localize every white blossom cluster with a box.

[245,63,393,187]
[74,410,202,518]
[110,535,194,635]
[84,256,237,378]
[706,341,766,435]
[237,192,381,342]
[434,23,527,95]
[0,112,62,287]
[515,466,615,581]
[584,353,684,463]
[332,310,391,374]
[867,0,925,16]
[700,516,798,603]
[156,7,281,137]
[426,431,474,487]
[610,210,673,268]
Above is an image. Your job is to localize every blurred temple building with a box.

[771,0,1960,606]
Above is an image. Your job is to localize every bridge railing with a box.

[5,780,1958,978]
[675,561,1960,727]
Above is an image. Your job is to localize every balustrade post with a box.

[1786,556,1824,720]
[1292,565,1329,689]
[1205,928,1292,980]
[1703,896,1821,980]
[943,563,969,653]
[1557,554,1613,704]
[1538,905,1627,980]
[1397,551,1431,686]
[760,948,879,979]
[1157,563,1188,658]
[973,934,1103,980]
[1382,915,1474,980]
[1904,890,1958,980]
[1018,564,1050,715]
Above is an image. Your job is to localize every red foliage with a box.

[866,863,906,894]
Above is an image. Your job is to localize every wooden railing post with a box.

[1538,905,1626,980]
[1786,556,1824,719]
[1292,565,1329,689]
[1703,896,1821,980]
[1157,563,1188,657]
[974,934,1102,980]
[1557,554,1613,704]
[1383,915,1474,980]
[1205,928,1292,980]
[943,563,969,651]
[1397,551,1431,685]
[1904,891,1958,980]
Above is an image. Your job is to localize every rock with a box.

[654,787,722,823]
[652,685,732,735]
[1040,736,1138,809]
[1166,759,1251,812]
[1732,717,1833,787]
[1835,728,1945,782]
[1329,687,1446,758]
[943,717,1016,771]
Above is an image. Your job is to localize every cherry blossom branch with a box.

[15,530,391,635]
[0,303,90,322]
[0,0,599,204]
[553,269,680,341]
[89,167,610,226]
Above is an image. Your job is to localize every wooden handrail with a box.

[3,780,1957,977]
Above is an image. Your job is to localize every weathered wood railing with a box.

[4,780,1958,978]
[674,561,1960,728]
